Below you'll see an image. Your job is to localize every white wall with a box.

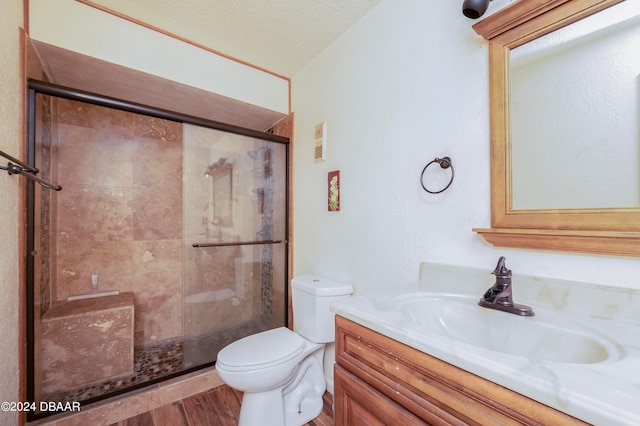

[291,0,639,294]
[29,0,289,114]
[0,0,22,424]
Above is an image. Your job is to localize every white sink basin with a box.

[396,294,617,364]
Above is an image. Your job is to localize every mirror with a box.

[472,0,640,257]
[206,158,233,226]
[511,3,640,210]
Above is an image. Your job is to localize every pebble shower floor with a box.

[38,321,260,416]
[43,339,184,408]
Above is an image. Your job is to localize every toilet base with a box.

[237,350,326,426]
[239,388,285,426]
[282,353,326,425]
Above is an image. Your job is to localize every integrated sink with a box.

[330,263,640,425]
[396,294,617,364]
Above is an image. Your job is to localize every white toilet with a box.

[216,274,353,426]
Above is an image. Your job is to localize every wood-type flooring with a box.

[109,385,333,426]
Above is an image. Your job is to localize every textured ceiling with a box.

[84,0,382,77]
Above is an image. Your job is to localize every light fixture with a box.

[205,157,229,177]
[462,0,492,19]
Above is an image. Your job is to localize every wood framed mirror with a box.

[207,158,233,226]
[472,0,640,257]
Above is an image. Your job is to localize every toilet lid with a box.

[217,327,305,369]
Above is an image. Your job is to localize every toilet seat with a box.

[216,327,306,372]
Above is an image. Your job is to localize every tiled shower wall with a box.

[52,99,184,347]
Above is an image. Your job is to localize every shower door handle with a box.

[192,240,285,248]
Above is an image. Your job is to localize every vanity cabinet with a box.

[334,315,587,425]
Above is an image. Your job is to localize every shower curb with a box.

[27,367,223,426]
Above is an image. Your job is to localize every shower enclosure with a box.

[25,81,289,421]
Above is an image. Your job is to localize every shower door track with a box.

[192,240,286,248]
[27,79,290,144]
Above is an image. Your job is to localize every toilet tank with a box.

[292,275,353,343]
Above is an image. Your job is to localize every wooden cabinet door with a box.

[334,364,426,426]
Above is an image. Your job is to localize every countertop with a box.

[330,262,640,425]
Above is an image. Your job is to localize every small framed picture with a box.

[328,170,340,212]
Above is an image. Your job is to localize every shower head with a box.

[247,147,268,160]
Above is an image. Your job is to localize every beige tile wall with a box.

[52,99,184,347]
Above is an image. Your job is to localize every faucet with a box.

[478,257,534,316]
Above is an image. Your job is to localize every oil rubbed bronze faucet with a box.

[478,257,534,316]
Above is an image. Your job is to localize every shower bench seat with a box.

[41,292,135,395]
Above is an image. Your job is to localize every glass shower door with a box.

[25,82,290,421]
[182,124,288,368]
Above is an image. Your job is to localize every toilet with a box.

[216,274,353,426]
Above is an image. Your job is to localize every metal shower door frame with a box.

[25,79,290,421]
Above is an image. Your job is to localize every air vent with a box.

[314,122,326,163]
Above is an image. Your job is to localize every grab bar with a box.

[0,150,62,191]
[192,239,285,248]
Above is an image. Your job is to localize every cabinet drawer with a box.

[335,316,586,426]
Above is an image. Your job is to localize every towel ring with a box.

[420,157,454,194]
